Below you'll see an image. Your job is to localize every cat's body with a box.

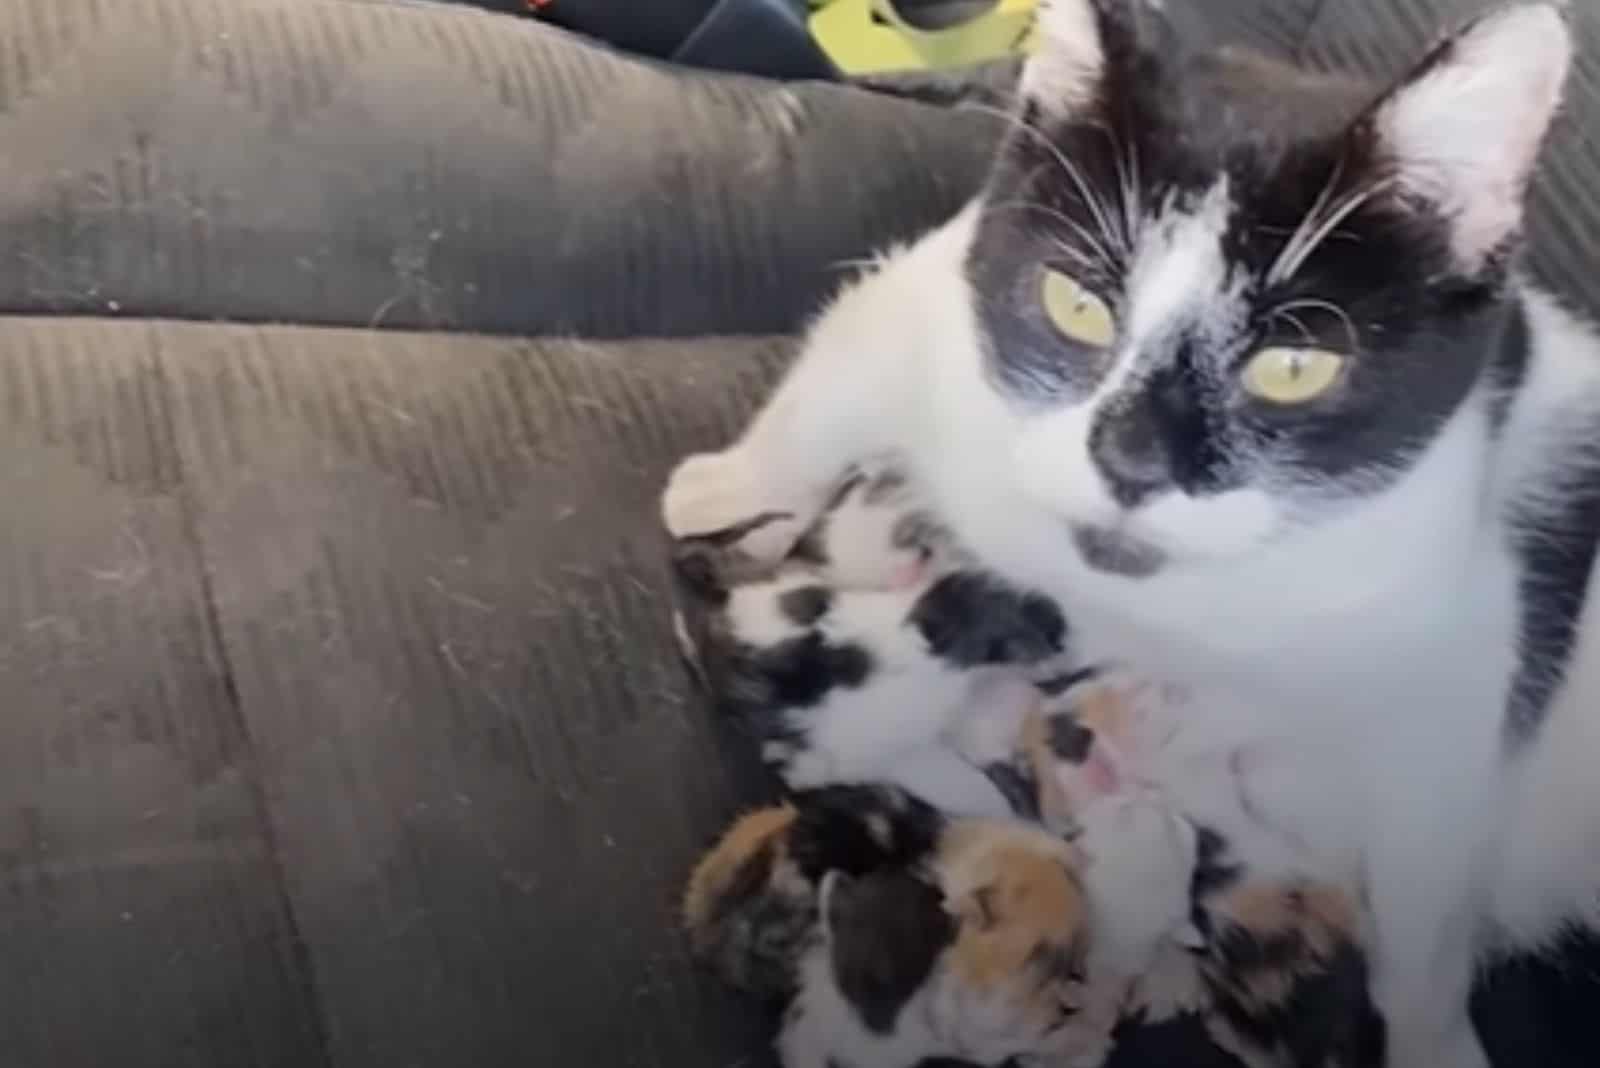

[663,3,1600,1065]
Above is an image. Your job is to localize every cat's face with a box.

[967,0,1571,577]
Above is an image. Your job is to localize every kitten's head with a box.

[969,0,1573,576]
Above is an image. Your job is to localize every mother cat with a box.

[663,2,1600,1066]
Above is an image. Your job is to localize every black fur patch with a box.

[909,571,1068,667]
[779,585,834,626]
[982,761,1043,820]
[1046,715,1095,764]
[1188,826,1242,939]
[1504,425,1600,747]
[1203,927,1385,1068]
[721,633,875,735]
[786,785,945,883]
[826,869,955,1034]
[1484,299,1532,434]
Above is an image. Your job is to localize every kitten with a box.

[683,784,1112,1068]
[671,464,1076,817]
[662,3,1600,1065]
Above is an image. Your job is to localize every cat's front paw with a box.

[662,449,818,564]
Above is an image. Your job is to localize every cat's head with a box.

[968,0,1573,577]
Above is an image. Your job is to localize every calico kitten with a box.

[663,3,1599,1064]
[683,784,1115,1068]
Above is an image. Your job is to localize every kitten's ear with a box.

[1368,4,1572,272]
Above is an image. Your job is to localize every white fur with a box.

[1074,795,1198,982]
[1021,0,1106,115]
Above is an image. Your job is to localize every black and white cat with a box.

[662,3,1600,1066]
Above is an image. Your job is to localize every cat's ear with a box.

[1367,4,1572,272]
[1019,0,1107,115]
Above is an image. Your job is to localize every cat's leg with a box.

[664,308,920,560]
[663,209,977,561]
[1366,814,1492,1068]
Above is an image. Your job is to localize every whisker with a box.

[1270,297,1362,351]
[966,102,1128,266]
[1267,155,1345,287]
[1270,309,1317,346]
[1096,119,1141,255]
[985,198,1116,273]
[1269,171,1397,289]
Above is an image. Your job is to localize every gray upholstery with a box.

[0,2,1597,1067]
[0,0,992,337]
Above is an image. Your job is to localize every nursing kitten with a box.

[671,464,1076,817]
[683,785,1112,1068]
[663,3,1600,1065]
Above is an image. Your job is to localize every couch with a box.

[0,1,1596,1066]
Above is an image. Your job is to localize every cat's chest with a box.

[1055,543,1527,747]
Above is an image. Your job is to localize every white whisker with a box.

[1271,309,1317,346]
[1271,297,1362,351]
[967,102,1128,266]
[985,198,1116,273]
[1268,169,1397,288]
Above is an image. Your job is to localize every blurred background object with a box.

[440,0,1040,78]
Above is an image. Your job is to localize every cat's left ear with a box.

[1367,4,1573,272]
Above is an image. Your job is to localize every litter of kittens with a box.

[670,464,1384,1068]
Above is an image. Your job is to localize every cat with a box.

[661,3,1600,1066]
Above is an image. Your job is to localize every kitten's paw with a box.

[808,469,938,591]
[662,449,818,563]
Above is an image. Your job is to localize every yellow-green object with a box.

[810,0,1039,74]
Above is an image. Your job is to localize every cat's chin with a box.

[1069,525,1169,579]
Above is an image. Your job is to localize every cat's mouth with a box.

[1070,525,1168,579]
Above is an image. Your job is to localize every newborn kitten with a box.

[683,784,1111,1068]
[663,3,1600,1064]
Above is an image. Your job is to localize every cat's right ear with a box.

[1020,0,1169,117]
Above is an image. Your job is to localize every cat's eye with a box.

[1240,346,1346,406]
[1041,269,1115,350]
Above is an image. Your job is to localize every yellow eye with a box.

[1240,347,1346,405]
[1042,269,1115,350]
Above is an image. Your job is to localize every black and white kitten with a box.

[662,3,1600,1066]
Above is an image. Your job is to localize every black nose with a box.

[1089,400,1171,508]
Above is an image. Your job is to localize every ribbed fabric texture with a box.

[0,0,996,338]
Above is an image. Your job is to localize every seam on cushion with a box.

[143,323,341,1068]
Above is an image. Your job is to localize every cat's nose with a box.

[1089,406,1171,508]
